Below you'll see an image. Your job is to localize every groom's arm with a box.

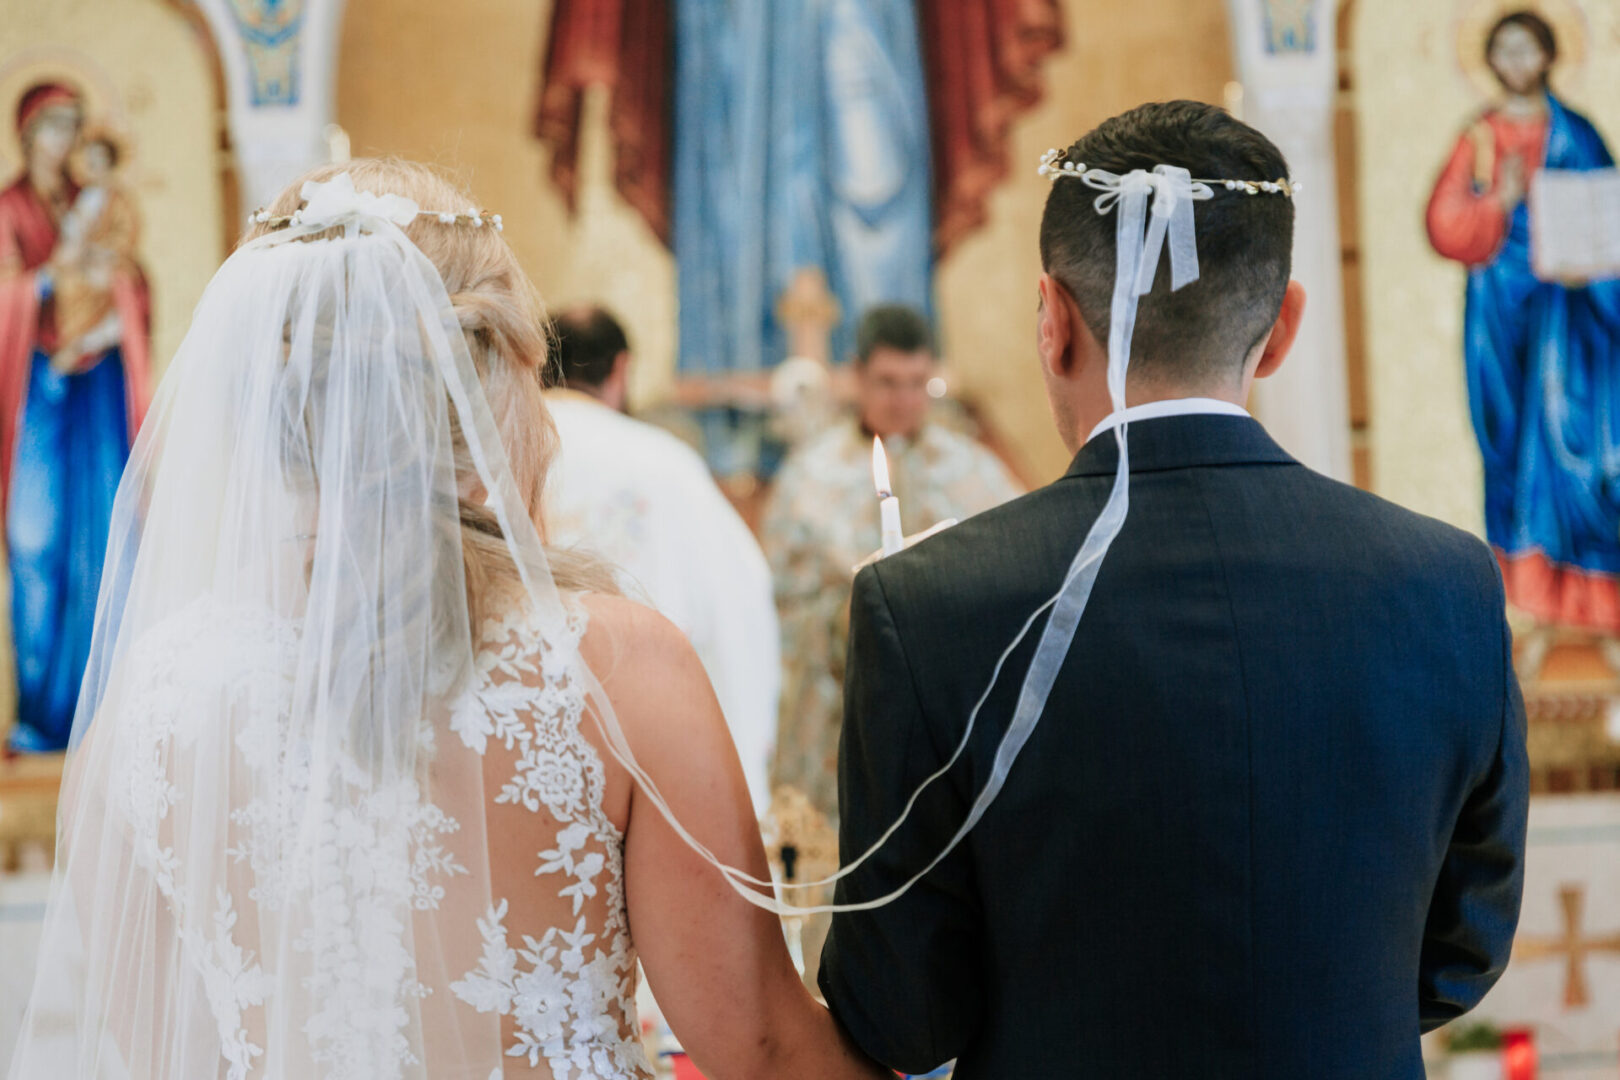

[1419,606,1529,1032]
[818,564,986,1075]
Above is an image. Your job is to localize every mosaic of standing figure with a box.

[1426,9,1620,672]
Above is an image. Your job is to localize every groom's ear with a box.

[1038,273,1078,378]
[1252,280,1307,381]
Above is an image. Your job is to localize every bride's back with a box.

[243,159,657,1077]
[457,594,649,1078]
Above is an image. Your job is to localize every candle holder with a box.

[760,785,839,976]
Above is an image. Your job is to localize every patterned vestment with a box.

[761,418,1022,820]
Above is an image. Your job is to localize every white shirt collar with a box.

[1085,397,1250,445]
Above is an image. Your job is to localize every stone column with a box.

[1223,0,1351,482]
[194,0,347,214]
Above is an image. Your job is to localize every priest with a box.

[762,304,1022,822]
[543,305,779,812]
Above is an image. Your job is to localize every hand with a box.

[1496,154,1527,209]
[852,518,958,574]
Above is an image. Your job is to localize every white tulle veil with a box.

[9,174,535,1079]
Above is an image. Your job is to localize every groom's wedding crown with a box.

[1038,146,1299,198]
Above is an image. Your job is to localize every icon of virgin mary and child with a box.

[0,81,153,752]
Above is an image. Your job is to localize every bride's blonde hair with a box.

[247,158,613,627]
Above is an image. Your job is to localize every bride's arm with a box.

[582,597,885,1080]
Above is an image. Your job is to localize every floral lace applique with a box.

[115,596,471,1079]
[114,598,301,1070]
[451,601,653,1080]
[188,887,274,1080]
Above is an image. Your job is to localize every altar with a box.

[1456,642,1620,1078]
[1467,793,1620,1079]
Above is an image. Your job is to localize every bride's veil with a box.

[9,175,522,1079]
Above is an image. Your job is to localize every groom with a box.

[818,101,1528,1079]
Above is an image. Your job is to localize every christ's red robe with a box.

[1425,111,1548,267]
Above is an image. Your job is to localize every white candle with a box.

[872,436,904,557]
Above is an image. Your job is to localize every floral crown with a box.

[1038,147,1299,198]
[248,172,504,233]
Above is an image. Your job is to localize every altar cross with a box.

[775,267,842,367]
[1513,883,1620,1008]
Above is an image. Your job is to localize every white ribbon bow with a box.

[1082,165,1212,301]
[297,172,420,231]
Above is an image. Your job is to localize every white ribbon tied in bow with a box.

[296,171,421,232]
[1083,165,1212,386]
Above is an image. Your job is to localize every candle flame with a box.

[871,435,892,498]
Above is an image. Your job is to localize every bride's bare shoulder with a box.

[576,593,718,718]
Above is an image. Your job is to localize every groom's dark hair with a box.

[1039,100,1294,386]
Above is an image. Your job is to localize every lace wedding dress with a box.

[450,600,654,1079]
[14,591,654,1080]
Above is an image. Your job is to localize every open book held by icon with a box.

[1531,168,1620,282]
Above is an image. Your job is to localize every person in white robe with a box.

[543,306,779,813]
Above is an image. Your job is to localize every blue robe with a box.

[6,348,130,751]
[1462,96,1620,605]
[672,0,933,377]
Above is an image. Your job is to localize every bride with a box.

[8,159,884,1080]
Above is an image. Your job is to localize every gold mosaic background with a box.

[1,0,225,384]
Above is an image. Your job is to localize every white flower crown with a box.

[248,172,505,233]
[1038,147,1299,198]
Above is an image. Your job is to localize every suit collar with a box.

[1063,413,1298,478]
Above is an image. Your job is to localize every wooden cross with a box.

[1513,883,1620,1008]
[774,267,842,367]
[669,266,841,412]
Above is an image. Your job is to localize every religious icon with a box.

[0,81,152,752]
[1424,4,1620,674]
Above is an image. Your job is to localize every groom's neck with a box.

[1069,375,1246,448]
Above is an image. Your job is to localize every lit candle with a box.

[872,436,904,557]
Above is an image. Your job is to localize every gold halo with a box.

[1454,0,1590,101]
[0,47,124,182]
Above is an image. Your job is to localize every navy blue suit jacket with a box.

[819,414,1528,1079]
